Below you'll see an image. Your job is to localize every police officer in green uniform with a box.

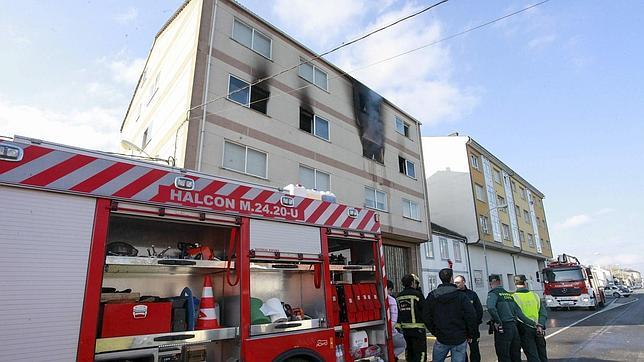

[486,274,537,362]
[513,275,548,362]
[396,274,426,362]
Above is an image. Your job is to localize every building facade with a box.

[120,0,431,283]
[422,135,553,301]
[420,223,470,293]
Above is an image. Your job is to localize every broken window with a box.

[299,108,329,140]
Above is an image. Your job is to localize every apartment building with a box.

[119,0,431,281]
[422,135,553,301]
[420,223,470,293]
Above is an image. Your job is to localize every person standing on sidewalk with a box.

[387,280,407,360]
[513,275,548,362]
[487,274,537,362]
[424,268,477,362]
[454,275,483,362]
[396,274,426,362]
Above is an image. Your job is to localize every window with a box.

[232,19,272,58]
[536,217,541,227]
[223,141,267,178]
[395,117,410,137]
[428,274,438,291]
[425,241,434,259]
[502,223,511,240]
[453,240,462,262]
[493,169,502,183]
[299,165,330,191]
[519,230,526,243]
[497,195,506,210]
[398,156,416,178]
[479,215,490,234]
[520,187,527,200]
[227,75,270,114]
[364,186,388,211]
[511,181,517,192]
[474,270,484,288]
[402,198,420,220]
[439,237,449,260]
[141,128,149,149]
[148,72,160,104]
[523,210,530,223]
[516,205,521,218]
[299,108,329,140]
[528,233,535,247]
[298,58,328,91]
[475,184,486,201]
[470,154,480,170]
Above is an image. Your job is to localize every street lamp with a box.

[481,203,508,283]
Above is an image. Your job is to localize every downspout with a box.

[196,0,218,172]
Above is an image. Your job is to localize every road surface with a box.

[416,290,643,361]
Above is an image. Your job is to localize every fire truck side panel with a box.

[0,186,97,361]
[243,329,335,362]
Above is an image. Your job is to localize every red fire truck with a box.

[542,254,606,311]
[0,136,394,362]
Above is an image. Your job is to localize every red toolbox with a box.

[360,284,375,321]
[101,302,172,337]
[369,283,381,320]
[331,286,341,325]
[352,284,365,323]
[343,284,358,323]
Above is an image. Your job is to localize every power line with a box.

[188,0,451,112]
[186,0,551,122]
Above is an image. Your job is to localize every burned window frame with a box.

[227,74,270,115]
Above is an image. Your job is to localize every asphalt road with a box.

[417,290,643,361]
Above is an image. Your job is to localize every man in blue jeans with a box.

[423,268,477,362]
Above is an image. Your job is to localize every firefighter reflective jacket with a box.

[396,287,426,333]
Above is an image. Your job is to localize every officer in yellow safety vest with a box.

[396,274,426,362]
[513,275,548,362]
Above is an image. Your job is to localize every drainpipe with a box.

[196,0,218,172]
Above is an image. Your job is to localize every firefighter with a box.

[486,274,537,362]
[513,275,548,362]
[396,273,427,362]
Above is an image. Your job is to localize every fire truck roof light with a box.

[0,144,23,162]
[280,195,294,207]
[174,176,195,190]
[348,208,358,218]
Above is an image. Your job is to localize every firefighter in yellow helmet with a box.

[396,273,426,362]
[513,275,548,362]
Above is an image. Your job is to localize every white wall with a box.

[422,136,479,243]
[467,244,543,303]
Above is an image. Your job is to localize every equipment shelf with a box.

[95,327,239,354]
[333,319,384,332]
[329,265,375,272]
[104,256,230,274]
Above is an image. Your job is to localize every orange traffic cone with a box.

[196,275,220,329]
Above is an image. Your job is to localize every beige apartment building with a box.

[120,0,430,283]
[422,135,553,301]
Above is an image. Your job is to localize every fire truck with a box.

[0,136,394,362]
[542,254,606,311]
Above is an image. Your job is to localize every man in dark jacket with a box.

[396,274,426,362]
[423,268,477,362]
[455,275,483,362]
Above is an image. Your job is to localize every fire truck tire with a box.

[273,349,324,362]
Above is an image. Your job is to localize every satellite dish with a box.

[120,139,145,153]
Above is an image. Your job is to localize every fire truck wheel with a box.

[273,349,324,362]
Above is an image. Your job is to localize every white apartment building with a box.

[119,0,431,283]
[420,223,470,293]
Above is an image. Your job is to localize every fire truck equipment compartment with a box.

[101,302,172,337]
